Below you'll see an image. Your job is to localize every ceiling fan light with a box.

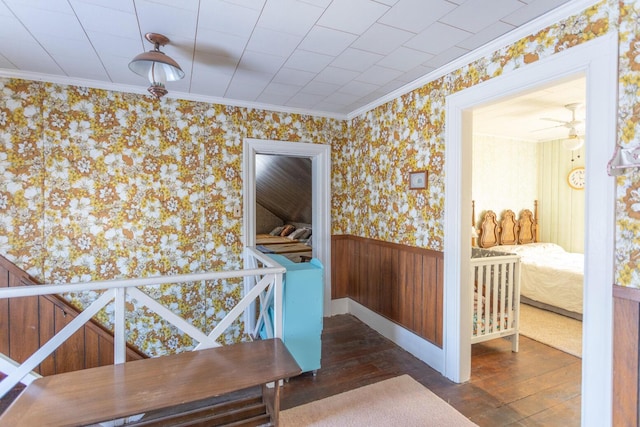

[562,134,584,151]
[128,33,184,98]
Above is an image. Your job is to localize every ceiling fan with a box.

[538,103,584,150]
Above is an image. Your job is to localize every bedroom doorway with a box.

[443,33,617,426]
[242,138,332,316]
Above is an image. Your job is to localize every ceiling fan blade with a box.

[540,117,569,124]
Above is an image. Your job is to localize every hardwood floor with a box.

[0,313,580,426]
[281,314,581,426]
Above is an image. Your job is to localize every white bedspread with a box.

[488,243,584,314]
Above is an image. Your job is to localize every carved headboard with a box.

[472,201,539,249]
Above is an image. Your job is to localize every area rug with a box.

[280,375,476,426]
[519,304,582,358]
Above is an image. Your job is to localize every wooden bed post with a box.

[534,200,539,243]
[471,201,476,247]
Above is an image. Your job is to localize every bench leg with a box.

[263,381,281,426]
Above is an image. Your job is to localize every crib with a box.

[470,248,521,352]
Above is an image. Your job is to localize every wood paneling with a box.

[331,235,443,347]
[0,254,146,378]
[613,285,640,426]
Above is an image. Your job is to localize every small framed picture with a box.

[409,170,427,190]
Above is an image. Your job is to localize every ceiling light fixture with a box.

[128,33,184,99]
[562,127,584,151]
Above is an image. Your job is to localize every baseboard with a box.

[330,298,349,315]
[332,298,444,374]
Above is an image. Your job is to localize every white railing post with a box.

[273,272,283,340]
[114,287,126,364]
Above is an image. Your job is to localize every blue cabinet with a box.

[264,254,323,374]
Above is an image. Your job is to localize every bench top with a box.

[0,338,300,427]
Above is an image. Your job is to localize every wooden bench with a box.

[0,338,301,426]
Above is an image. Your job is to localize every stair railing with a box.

[0,247,285,398]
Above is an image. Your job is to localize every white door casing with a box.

[444,33,617,427]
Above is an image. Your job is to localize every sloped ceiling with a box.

[256,154,312,225]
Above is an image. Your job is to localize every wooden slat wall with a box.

[331,235,444,347]
[613,285,640,426]
[0,255,145,377]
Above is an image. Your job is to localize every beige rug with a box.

[519,304,582,358]
[280,375,477,427]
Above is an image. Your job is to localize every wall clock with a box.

[567,166,585,190]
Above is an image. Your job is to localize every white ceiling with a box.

[473,75,586,142]
[0,0,575,118]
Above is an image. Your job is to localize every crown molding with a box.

[346,0,601,120]
[0,68,348,121]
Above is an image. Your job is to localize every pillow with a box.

[279,224,296,237]
[299,228,312,239]
[287,228,308,240]
[269,226,284,236]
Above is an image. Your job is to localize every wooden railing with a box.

[0,247,285,398]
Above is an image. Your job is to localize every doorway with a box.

[443,33,617,426]
[242,138,332,316]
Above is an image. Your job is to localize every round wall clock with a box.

[567,166,585,190]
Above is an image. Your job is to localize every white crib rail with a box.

[470,254,521,350]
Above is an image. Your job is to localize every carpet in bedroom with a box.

[518,303,582,357]
[280,375,477,427]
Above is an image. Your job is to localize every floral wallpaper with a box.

[0,82,345,355]
[2,0,640,355]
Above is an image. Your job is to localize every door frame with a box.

[242,138,332,316]
[444,33,617,426]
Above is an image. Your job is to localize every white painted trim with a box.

[242,138,333,316]
[0,69,347,121]
[330,298,349,315]
[346,298,444,373]
[444,33,617,427]
[347,0,600,119]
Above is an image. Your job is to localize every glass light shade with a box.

[128,50,184,83]
[562,135,584,151]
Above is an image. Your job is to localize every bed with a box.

[474,201,584,320]
[470,247,521,351]
[256,225,313,263]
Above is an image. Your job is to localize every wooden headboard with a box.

[472,200,539,249]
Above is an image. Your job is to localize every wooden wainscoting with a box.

[0,255,145,377]
[331,235,443,347]
[613,285,640,426]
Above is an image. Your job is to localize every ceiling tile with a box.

[298,26,358,56]
[378,0,456,33]
[246,27,303,57]
[324,91,360,105]
[69,0,135,13]
[258,0,324,36]
[456,21,515,51]
[331,48,383,72]
[0,38,63,74]
[87,32,141,59]
[273,68,316,86]
[287,92,326,107]
[263,82,302,96]
[313,66,359,85]
[0,53,15,69]
[198,0,261,37]
[422,45,469,69]
[404,22,472,55]
[356,65,403,86]
[238,50,287,75]
[351,23,415,56]
[70,1,139,39]
[196,28,247,60]
[284,50,334,73]
[223,0,266,10]
[502,0,572,27]
[317,0,389,35]
[188,68,233,97]
[134,1,198,41]
[340,80,379,96]
[193,51,239,76]
[395,64,437,83]
[298,0,331,7]
[439,0,523,33]
[54,54,109,80]
[256,91,293,105]
[7,4,86,40]
[376,46,434,72]
[300,80,340,96]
